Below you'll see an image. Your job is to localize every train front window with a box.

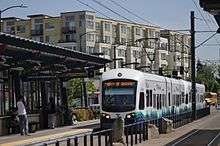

[102,80,137,112]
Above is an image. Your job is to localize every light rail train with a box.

[100,68,205,129]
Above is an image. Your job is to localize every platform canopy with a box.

[0,33,111,80]
[200,0,220,27]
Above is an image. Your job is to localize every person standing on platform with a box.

[48,97,56,129]
[17,97,30,136]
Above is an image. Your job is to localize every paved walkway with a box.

[138,108,220,146]
[0,119,99,146]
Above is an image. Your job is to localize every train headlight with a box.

[126,113,134,119]
[102,113,111,119]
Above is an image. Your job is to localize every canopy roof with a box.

[0,33,111,79]
[200,0,220,27]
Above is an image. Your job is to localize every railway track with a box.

[167,129,220,146]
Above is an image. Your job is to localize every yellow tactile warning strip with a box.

[0,129,92,146]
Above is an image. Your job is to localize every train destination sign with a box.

[103,80,136,88]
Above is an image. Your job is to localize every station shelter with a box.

[0,33,111,135]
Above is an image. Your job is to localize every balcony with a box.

[58,39,76,43]
[62,27,76,34]
[31,29,43,36]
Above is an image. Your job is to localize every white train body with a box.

[100,68,205,128]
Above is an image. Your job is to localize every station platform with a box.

[0,119,99,146]
[138,107,220,146]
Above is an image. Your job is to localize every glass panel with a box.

[102,79,137,112]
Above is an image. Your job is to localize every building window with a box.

[112,25,117,34]
[86,20,94,29]
[86,34,95,42]
[86,15,94,29]
[6,26,15,34]
[118,49,125,57]
[161,53,167,60]
[65,34,76,42]
[155,31,160,38]
[149,30,155,38]
[86,46,95,54]
[133,50,140,58]
[96,35,101,43]
[45,35,55,43]
[104,36,111,44]
[104,23,111,32]
[35,24,43,30]
[149,41,155,48]
[6,21,15,26]
[96,22,101,30]
[120,25,127,34]
[65,15,75,21]
[121,38,126,44]
[142,29,145,37]
[160,43,167,50]
[34,18,43,24]
[101,47,110,56]
[32,36,44,42]
[17,25,26,33]
[65,21,76,27]
[45,23,55,30]
[136,28,141,35]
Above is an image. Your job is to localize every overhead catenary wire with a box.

[108,0,160,27]
[191,0,220,48]
[91,0,135,23]
[74,0,112,19]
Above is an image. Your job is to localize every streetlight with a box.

[0,4,28,31]
[136,37,159,72]
[79,30,96,107]
[79,30,96,52]
[147,52,156,72]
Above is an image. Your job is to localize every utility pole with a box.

[191,11,196,121]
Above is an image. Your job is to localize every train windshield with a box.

[102,79,137,112]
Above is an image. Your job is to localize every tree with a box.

[196,64,220,93]
[67,78,97,107]
[87,80,97,95]
[68,78,82,107]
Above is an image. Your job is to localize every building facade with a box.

[0,11,191,78]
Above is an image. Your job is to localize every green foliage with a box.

[68,78,82,107]
[87,80,97,95]
[196,64,220,93]
[67,78,97,107]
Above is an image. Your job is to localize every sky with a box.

[1,0,220,62]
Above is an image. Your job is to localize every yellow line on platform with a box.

[0,129,92,146]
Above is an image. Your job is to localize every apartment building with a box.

[0,10,191,77]
[161,30,191,78]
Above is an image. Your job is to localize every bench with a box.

[29,121,40,133]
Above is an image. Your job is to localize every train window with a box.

[157,94,160,109]
[185,94,188,104]
[153,94,156,108]
[150,90,152,106]
[173,95,175,106]
[168,93,171,106]
[159,94,162,109]
[139,92,145,110]
[163,94,166,107]
[146,90,149,107]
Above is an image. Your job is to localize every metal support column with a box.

[113,46,116,69]
[82,78,88,107]
[40,81,48,129]
[191,11,196,121]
